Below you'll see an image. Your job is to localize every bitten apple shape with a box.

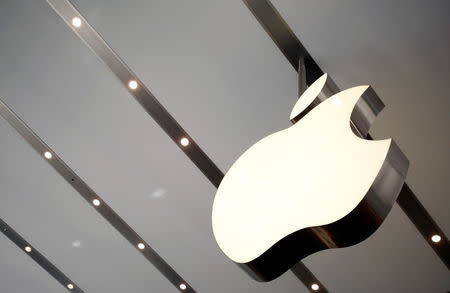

[212,74,408,282]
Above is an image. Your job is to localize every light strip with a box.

[0,217,85,293]
[241,0,450,272]
[397,184,450,269]
[0,99,195,292]
[44,0,326,290]
[292,263,329,293]
[46,0,224,188]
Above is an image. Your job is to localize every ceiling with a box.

[0,0,449,292]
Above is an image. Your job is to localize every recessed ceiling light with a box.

[67,284,74,290]
[92,199,101,206]
[180,137,189,147]
[128,80,138,90]
[71,17,81,28]
[24,246,32,253]
[431,234,441,243]
[179,283,187,290]
[311,283,319,291]
[44,151,52,159]
[137,243,145,250]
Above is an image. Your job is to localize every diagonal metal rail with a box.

[45,0,329,291]
[47,0,224,189]
[0,217,85,293]
[0,99,195,293]
[242,0,449,272]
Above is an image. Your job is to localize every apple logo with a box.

[212,74,409,282]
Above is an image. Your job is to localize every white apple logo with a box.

[212,74,409,281]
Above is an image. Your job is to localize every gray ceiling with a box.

[0,0,449,292]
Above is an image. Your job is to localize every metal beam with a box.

[241,0,449,272]
[0,99,195,292]
[292,263,329,293]
[45,0,326,291]
[47,0,224,189]
[0,217,85,293]
[241,0,324,85]
[47,0,328,292]
[397,184,450,269]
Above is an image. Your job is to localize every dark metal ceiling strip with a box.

[286,176,331,290]
[46,0,224,189]
[397,185,450,269]
[292,262,329,293]
[241,0,323,85]
[241,0,450,271]
[0,100,195,293]
[45,0,325,290]
[0,217,85,293]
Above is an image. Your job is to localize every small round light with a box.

[137,243,145,250]
[431,234,441,243]
[71,17,82,28]
[92,199,101,206]
[179,283,187,290]
[24,246,32,253]
[180,137,189,147]
[311,283,319,291]
[44,151,52,159]
[67,284,74,290]
[128,80,138,90]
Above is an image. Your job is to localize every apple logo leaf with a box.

[290,73,328,122]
